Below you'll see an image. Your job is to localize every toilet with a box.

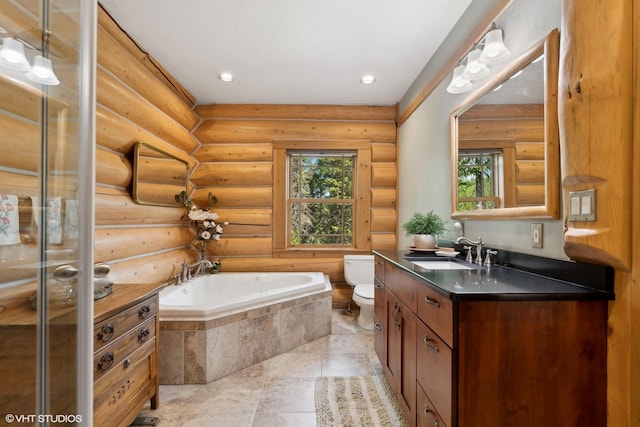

[344,255,375,330]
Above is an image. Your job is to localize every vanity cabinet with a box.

[374,253,609,427]
[93,283,161,427]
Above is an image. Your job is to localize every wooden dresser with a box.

[93,283,161,427]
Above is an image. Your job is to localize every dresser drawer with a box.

[417,320,453,427]
[94,339,156,427]
[417,285,453,347]
[94,316,156,381]
[417,382,448,427]
[94,296,158,352]
[374,278,385,321]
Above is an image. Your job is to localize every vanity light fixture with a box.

[360,74,376,85]
[0,36,60,85]
[461,49,490,81]
[446,64,473,94]
[0,38,31,71]
[478,28,510,65]
[446,23,510,94]
[26,55,59,85]
[218,72,235,82]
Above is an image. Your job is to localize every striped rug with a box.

[314,376,408,427]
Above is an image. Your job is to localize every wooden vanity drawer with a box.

[94,339,156,427]
[374,278,385,320]
[417,320,453,427]
[417,285,453,347]
[94,296,157,351]
[384,263,417,312]
[94,316,156,381]
[417,382,448,427]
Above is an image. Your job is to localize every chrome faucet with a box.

[188,259,214,277]
[455,236,484,265]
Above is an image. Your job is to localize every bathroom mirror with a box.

[450,29,560,219]
[133,142,189,207]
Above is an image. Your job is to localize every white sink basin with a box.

[412,261,473,270]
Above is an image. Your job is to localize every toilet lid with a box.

[354,284,374,299]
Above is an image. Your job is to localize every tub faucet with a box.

[455,236,484,265]
[188,259,214,277]
[182,260,190,282]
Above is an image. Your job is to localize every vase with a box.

[199,240,208,260]
[414,234,437,249]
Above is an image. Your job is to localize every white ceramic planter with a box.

[413,234,437,249]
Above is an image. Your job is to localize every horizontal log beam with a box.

[193,144,273,163]
[191,163,273,186]
[195,119,396,144]
[195,104,397,121]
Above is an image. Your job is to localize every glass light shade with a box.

[25,55,60,85]
[462,49,490,80]
[0,38,31,71]
[446,65,473,94]
[479,29,511,65]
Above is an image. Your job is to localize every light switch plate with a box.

[531,223,543,248]
[568,189,597,222]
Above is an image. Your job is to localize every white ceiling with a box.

[99,0,472,106]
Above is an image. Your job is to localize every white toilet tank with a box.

[343,255,375,286]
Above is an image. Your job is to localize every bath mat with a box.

[315,375,408,427]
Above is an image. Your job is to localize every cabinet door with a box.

[397,301,417,427]
[384,289,400,388]
[374,278,386,367]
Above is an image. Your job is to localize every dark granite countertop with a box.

[373,249,615,302]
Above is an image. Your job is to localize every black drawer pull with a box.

[123,358,131,368]
[138,305,151,319]
[424,296,441,308]
[423,337,440,352]
[374,321,383,331]
[97,324,114,342]
[374,282,383,290]
[138,327,150,343]
[98,352,114,372]
[424,407,440,427]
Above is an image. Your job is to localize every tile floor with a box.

[137,309,382,427]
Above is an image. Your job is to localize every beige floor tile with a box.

[137,310,376,426]
[256,377,317,412]
[251,411,317,427]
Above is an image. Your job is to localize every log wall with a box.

[193,104,398,307]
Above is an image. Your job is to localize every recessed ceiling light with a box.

[360,74,376,85]
[218,72,235,82]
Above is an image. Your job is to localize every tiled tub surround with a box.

[159,274,332,384]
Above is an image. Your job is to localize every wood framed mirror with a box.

[133,142,189,207]
[450,28,560,219]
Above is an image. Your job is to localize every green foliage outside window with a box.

[457,152,497,211]
[289,153,355,246]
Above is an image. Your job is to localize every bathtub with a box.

[159,271,329,321]
[158,271,332,384]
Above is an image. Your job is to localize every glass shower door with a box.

[0,0,95,424]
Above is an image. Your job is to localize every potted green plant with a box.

[402,211,446,249]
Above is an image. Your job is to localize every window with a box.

[457,150,503,211]
[273,140,371,254]
[288,151,355,246]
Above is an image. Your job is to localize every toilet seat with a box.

[354,284,374,300]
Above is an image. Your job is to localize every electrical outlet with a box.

[531,223,543,248]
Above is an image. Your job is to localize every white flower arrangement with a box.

[175,191,228,255]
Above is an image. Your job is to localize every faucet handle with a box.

[484,249,498,267]
[464,246,473,263]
